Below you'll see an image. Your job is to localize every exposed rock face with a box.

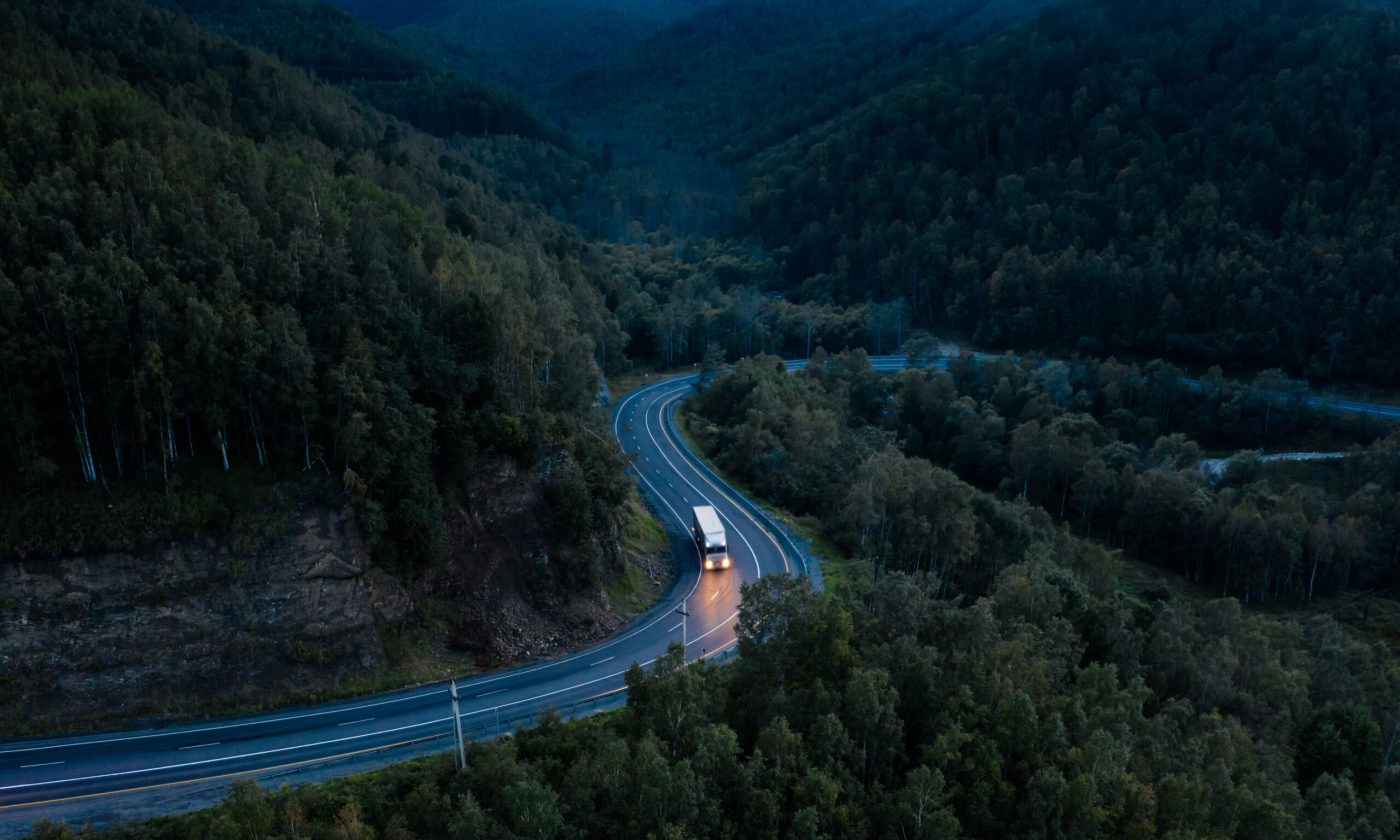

[431,455,630,664]
[0,456,662,736]
[0,507,409,733]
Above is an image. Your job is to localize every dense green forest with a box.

[741,0,1400,384]
[0,0,961,568]
[322,0,441,29]
[385,0,722,100]
[689,351,1400,603]
[16,0,1400,836]
[554,0,1051,164]
[0,0,630,585]
[48,565,1400,839]
[166,0,551,140]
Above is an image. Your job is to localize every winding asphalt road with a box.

[0,372,806,835]
[1,353,1395,835]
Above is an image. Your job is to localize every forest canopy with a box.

[741,0,1400,384]
[60,565,1400,840]
[166,0,551,140]
[0,0,627,577]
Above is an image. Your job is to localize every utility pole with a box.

[449,678,466,771]
[675,602,690,657]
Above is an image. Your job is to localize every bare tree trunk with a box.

[111,428,123,479]
[56,352,98,483]
[165,413,178,464]
[1307,553,1320,604]
[68,398,96,483]
[1385,718,1400,769]
[247,406,266,467]
[302,416,312,471]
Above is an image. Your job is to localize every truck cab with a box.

[691,505,729,570]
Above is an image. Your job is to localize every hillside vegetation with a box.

[0,0,628,587]
[555,0,1052,163]
[387,0,721,99]
[742,0,1400,384]
[16,0,1400,837]
[689,350,1400,608]
[57,543,1400,839]
[168,0,550,140]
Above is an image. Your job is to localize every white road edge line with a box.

[658,390,793,575]
[649,390,768,578]
[0,719,451,792]
[0,375,732,795]
[2,382,702,758]
[5,635,744,795]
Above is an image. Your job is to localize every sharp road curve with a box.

[0,371,801,832]
[0,353,1394,833]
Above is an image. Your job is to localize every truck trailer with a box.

[691,505,729,570]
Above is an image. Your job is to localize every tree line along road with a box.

[0,371,794,836]
[1,353,1395,835]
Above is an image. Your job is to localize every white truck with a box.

[691,505,729,570]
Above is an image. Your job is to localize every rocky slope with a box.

[0,461,669,736]
[0,507,408,734]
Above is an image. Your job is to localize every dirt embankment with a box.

[0,458,669,736]
[0,506,403,734]
[425,456,670,665]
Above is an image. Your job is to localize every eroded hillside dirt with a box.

[0,460,669,736]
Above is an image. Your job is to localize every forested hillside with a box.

[166,0,550,140]
[322,0,442,28]
[742,0,1400,384]
[0,0,628,584]
[66,555,1400,839]
[689,351,1400,604]
[384,0,721,100]
[16,0,1400,836]
[555,0,1051,163]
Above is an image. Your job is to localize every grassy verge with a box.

[793,514,872,594]
[608,495,672,618]
[178,639,482,732]
[0,649,489,741]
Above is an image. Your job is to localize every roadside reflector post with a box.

[450,678,467,771]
